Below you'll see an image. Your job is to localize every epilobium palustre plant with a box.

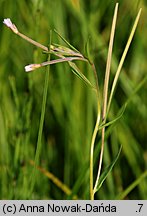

[3,3,142,200]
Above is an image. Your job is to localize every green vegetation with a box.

[0,0,147,200]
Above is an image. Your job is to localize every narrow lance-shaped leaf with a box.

[68,61,95,89]
[99,103,127,130]
[54,29,80,53]
[95,146,122,193]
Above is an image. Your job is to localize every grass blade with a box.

[28,31,52,198]
[54,29,80,52]
[116,170,147,200]
[107,8,142,115]
[95,145,122,193]
[29,160,78,199]
[69,61,95,89]
[99,103,127,129]
[93,3,119,198]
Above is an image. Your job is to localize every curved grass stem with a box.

[29,31,52,197]
[91,3,119,198]
[90,100,101,200]
[89,63,101,200]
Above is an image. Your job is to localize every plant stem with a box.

[29,32,52,197]
[89,63,101,200]
[18,32,48,51]
[93,3,118,195]
[107,8,142,115]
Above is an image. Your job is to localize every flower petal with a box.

[25,64,41,72]
[3,18,18,34]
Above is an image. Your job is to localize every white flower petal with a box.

[25,64,41,72]
[3,18,18,34]
[3,18,12,27]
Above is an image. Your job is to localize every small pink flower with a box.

[25,64,41,72]
[3,18,18,34]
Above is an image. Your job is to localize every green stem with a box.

[93,3,118,195]
[107,8,142,116]
[29,32,52,197]
[90,101,100,200]
[116,170,147,200]
[89,63,101,200]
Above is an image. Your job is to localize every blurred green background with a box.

[0,0,147,199]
